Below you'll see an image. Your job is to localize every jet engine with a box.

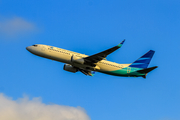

[63,64,78,73]
[71,55,84,64]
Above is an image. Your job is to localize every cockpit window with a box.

[32,45,38,47]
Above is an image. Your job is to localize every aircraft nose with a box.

[26,46,34,52]
[26,46,31,51]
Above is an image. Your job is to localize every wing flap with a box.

[79,69,95,76]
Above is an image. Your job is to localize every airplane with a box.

[26,40,157,78]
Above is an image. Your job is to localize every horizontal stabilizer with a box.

[137,66,158,74]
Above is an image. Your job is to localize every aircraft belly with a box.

[52,54,71,64]
[97,63,124,72]
[99,66,119,71]
[99,69,142,77]
[98,63,144,77]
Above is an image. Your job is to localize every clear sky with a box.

[0,0,180,120]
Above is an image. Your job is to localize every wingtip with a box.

[117,39,125,47]
[121,39,125,44]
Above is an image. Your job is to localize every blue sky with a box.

[0,0,180,120]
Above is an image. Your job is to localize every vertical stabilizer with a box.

[129,50,155,68]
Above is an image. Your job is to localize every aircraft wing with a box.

[84,40,125,65]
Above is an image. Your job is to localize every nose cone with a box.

[26,45,40,56]
[26,46,31,52]
[26,46,35,53]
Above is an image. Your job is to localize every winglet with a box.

[117,39,125,47]
[91,71,96,76]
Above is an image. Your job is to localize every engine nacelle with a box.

[71,55,84,64]
[63,64,78,73]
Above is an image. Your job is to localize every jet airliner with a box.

[26,40,157,78]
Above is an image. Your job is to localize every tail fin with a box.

[129,50,155,68]
[137,66,158,78]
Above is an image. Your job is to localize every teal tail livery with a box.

[26,39,157,78]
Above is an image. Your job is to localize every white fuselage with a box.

[26,44,130,73]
